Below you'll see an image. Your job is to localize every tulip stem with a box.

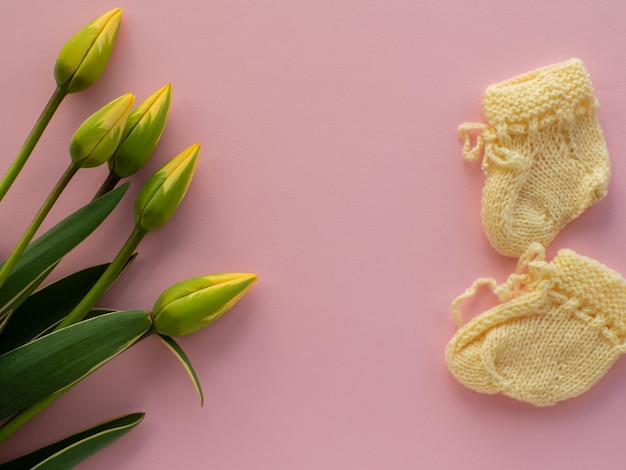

[94,171,121,199]
[0,86,67,203]
[57,225,147,329]
[0,162,79,290]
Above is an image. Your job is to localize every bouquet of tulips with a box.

[0,9,257,468]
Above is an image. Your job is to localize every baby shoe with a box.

[446,243,626,406]
[459,59,610,257]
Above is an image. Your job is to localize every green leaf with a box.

[84,308,118,319]
[0,255,137,354]
[0,265,106,354]
[0,183,129,322]
[0,412,144,469]
[0,266,56,335]
[0,315,9,336]
[157,334,204,405]
[0,310,151,420]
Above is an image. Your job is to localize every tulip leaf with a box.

[0,264,106,354]
[0,183,129,322]
[0,315,9,336]
[0,412,144,469]
[0,254,137,354]
[157,334,204,406]
[0,310,151,420]
[0,266,57,335]
[84,308,118,319]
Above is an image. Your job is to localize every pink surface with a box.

[2,1,626,469]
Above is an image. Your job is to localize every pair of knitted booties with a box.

[446,59,626,406]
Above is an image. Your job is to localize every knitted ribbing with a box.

[445,243,626,406]
[459,59,610,257]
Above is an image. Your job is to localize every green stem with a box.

[94,171,121,199]
[57,225,147,329]
[0,162,79,290]
[0,86,67,203]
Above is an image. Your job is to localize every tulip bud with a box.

[70,93,135,168]
[134,143,200,231]
[54,8,123,93]
[109,84,172,178]
[153,273,258,336]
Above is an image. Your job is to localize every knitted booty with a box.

[445,243,626,406]
[459,58,610,257]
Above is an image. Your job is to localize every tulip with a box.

[70,93,135,168]
[0,93,134,290]
[134,143,200,231]
[0,9,124,202]
[109,84,172,178]
[153,273,258,336]
[60,144,200,329]
[54,8,123,93]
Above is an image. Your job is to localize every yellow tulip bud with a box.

[109,84,172,178]
[134,143,200,231]
[54,8,123,93]
[153,273,258,336]
[70,93,135,168]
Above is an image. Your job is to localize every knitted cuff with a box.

[552,249,626,344]
[482,58,597,130]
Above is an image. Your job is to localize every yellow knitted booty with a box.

[459,58,610,257]
[446,243,626,406]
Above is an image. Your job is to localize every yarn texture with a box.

[445,243,626,406]
[459,58,610,257]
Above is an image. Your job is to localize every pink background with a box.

[2,1,626,469]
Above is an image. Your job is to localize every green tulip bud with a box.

[153,273,258,336]
[70,92,135,168]
[134,143,200,231]
[54,8,123,93]
[109,83,172,178]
